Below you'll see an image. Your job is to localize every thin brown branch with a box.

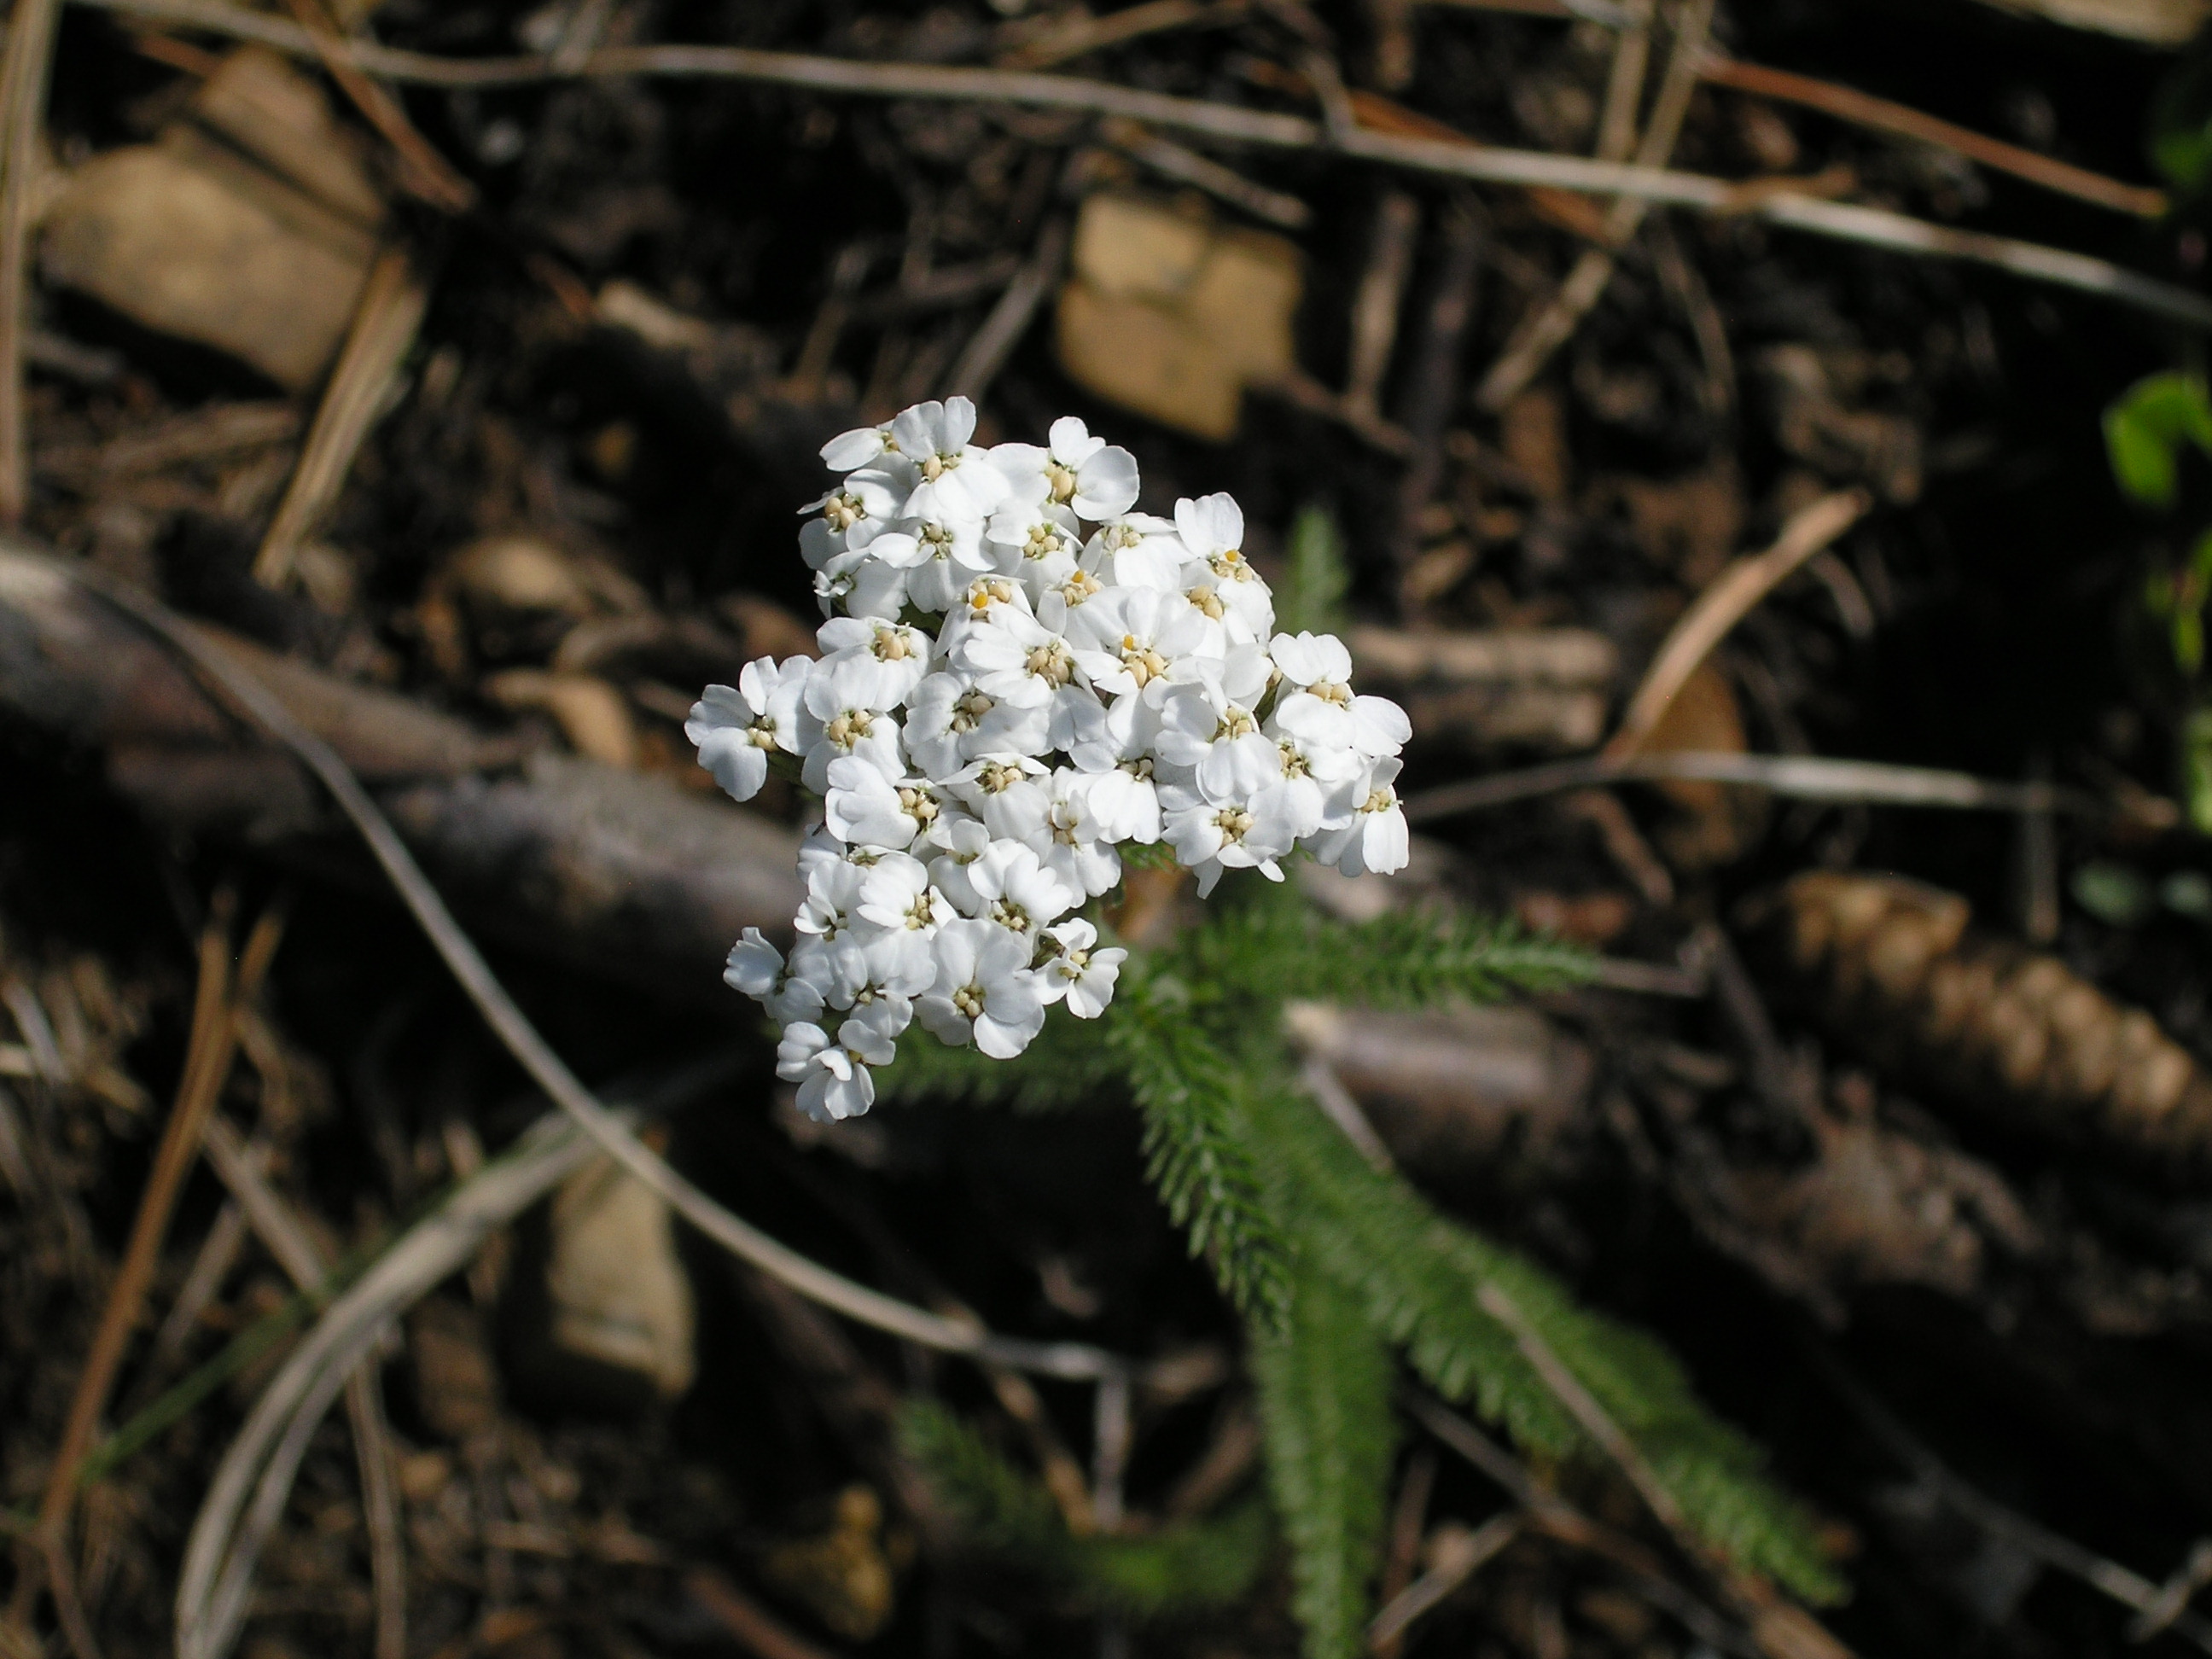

[1698,53,2166,218]
[1604,490,1869,760]
[1400,748,2098,824]
[20,897,281,1653]
[0,0,61,526]
[279,0,474,212]
[996,0,1246,69]
[61,0,2212,327]
[1405,1395,1756,1656]
[683,1568,842,1659]
[1476,0,1714,411]
[254,248,430,589]
[63,562,1156,1387]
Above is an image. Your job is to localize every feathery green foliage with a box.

[1250,1253,1397,1659]
[1242,1073,1844,1603]
[1178,894,1598,1010]
[899,1400,1274,1618]
[890,872,1845,1654]
[1108,968,1291,1323]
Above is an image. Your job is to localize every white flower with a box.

[1084,512,1186,591]
[725,928,826,1025]
[856,852,952,934]
[915,918,1047,1057]
[927,817,994,915]
[991,417,1140,520]
[891,398,1010,521]
[1037,918,1127,1019]
[721,400,1413,1091]
[1269,632,1411,759]
[1068,695,1165,843]
[947,753,1052,843]
[799,677,905,793]
[1066,585,1216,701]
[1029,768,1123,897]
[904,671,1050,779]
[1173,492,1250,582]
[952,607,1097,751]
[777,1006,899,1122]
[966,839,1076,937]
[799,474,899,568]
[882,513,992,614]
[816,616,935,709]
[824,754,956,853]
[795,855,868,939]
[686,657,807,801]
[820,420,901,473]
[1310,756,1411,876]
[1154,678,1265,777]
[1160,734,1301,895]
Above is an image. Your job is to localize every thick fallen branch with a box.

[0,542,802,997]
[69,0,2212,329]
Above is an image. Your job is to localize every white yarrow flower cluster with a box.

[689,398,1412,1123]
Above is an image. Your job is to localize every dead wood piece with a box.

[1748,870,2212,1182]
[1057,191,1301,441]
[1284,999,1593,1174]
[40,49,387,392]
[0,544,802,992]
[1693,1109,2039,1306]
[1348,625,1615,750]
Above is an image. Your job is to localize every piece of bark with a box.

[1744,870,2212,1182]
[1349,624,1616,750]
[1284,998,1594,1174]
[1957,0,2208,42]
[0,543,803,998]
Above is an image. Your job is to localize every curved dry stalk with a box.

[1604,491,1870,761]
[69,568,1140,1385]
[175,1110,598,1659]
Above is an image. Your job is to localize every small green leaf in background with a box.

[2152,49,2212,194]
[2186,708,2212,836]
[2104,373,2212,509]
[2162,870,2212,918]
[1276,506,1351,637]
[2073,860,2156,926]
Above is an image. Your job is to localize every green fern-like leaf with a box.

[1107,969,1291,1324]
[1245,1076,1844,1603]
[899,1400,1273,1618]
[1180,899,1597,1011]
[1251,1252,1397,1659]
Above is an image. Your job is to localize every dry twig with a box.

[0,0,61,526]
[255,247,430,590]
[278,0,474,211]
[1476,0,1714,410]
[1698,53,2167,218]
[1604,490,1870,760]
[66,565,1155,1389]
[65,0,2212,328]
[1400,747,2096,823]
